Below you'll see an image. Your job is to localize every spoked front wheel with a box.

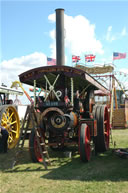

[79,123,91,162]
[0,105,20,149]
[29,128,44,163]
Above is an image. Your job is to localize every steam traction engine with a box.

[19,9,110,163]
[19,66,110,162]
[0,86,22,149]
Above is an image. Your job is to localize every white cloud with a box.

[49,29,56,58]
[119,68,128,74]
[48,13,104,58]
[108,26,112,32]
[0,52,47,87]
[105,26,127,42]
[121,27,127,36]
[106,26,116,42]
[48,13,55,23]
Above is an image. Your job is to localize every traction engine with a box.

[19,67,110,162]
[19,8,110,163]
[0,86,22,149]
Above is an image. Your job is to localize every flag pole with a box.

[112,52,114,67]
[72,55,73,67]
[76,60,77,66]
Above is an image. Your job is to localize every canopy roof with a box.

[19,65,109,94]
[0,86,23,96]
[76,64,114,74]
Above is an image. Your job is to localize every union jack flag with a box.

[85,54,96,62]
[72,55,81,63]
[47,57,56,65]
[113,52,126,60]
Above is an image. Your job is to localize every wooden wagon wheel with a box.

[0,105,20,149]
[93,105,110,152]
[79,123,91,162]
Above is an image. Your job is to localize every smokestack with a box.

[56,8,65,66]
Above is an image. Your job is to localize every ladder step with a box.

[43,151,47,154]
[40,143,45,146]
[45,159,50,163]
[18,144,23,147]
[12,105,50,170]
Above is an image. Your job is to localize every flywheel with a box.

[0,105,20,149]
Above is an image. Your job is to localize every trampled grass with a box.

[0,129,128,193]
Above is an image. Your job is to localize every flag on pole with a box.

[113,52,126,60]
[85,54,96,62]
[47,57,56,65]
[72,55,81,63]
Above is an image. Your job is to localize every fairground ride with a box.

[76,64,128,129]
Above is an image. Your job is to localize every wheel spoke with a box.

[9,112,14,121]
[6,110,10,117]
[10,120,17,125]
[3,113,8,121]
[9,135,13,142]
[11,130,17,134]
[1,120,7,125]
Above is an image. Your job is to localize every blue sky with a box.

[1,0,128,103]
[1,1,128,60]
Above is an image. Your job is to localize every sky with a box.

[1,0,128,104]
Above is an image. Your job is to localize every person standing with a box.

[0,126,9,153]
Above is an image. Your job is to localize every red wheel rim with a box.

[34,137,43,162]
[79,124,91,162]
[85,125,91,161]
[104,106,110,149]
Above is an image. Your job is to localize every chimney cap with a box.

[55,8,65,12]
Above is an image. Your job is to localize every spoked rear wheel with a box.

[93,105,110,152]
[79,123,91,162]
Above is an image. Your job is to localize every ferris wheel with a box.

[76,64,128,98]
[92,70,128,100]
[113,71,128,91]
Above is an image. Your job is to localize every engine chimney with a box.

[56,8,65,66]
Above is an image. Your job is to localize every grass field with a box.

[0,129,128,193]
